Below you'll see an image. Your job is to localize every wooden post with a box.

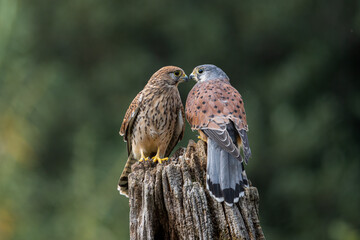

[127,140,265,240]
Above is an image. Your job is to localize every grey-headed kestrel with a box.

[118,66,188,197]
[186,64,251,206]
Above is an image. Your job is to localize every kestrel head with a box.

[189,64,229,83]
[148,66,188,87]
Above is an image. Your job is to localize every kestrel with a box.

[118,66,188,197]
[186,64,251,206]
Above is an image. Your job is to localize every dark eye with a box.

[198,69,204,74]
[174,70,181,77]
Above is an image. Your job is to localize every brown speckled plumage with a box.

[118,66,187,197]
[186,79,248,133]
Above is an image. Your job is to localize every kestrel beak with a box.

[189,73,196,82]
[180,73,189,83]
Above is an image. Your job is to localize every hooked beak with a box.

[179,74,189,83]
[189,73,196,82]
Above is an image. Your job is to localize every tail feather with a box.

[219,149,233,203]
[207,138,224,201]
[118,154,137,197]
[231,154,243,203]
[207,138,247,206]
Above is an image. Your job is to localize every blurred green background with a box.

[1,0,359,239]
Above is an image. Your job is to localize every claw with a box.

[152,156,168,164]
[139,151,148,162]
[198,135,207,142]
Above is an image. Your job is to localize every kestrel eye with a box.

[198,69,204,74]
[174,70,181,77]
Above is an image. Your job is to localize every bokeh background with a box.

[1,0,359,239]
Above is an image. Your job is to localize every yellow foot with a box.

[198,135,207,142]
[139,157,150,162]
[152,156,168,164]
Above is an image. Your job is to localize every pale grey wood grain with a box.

[127,140,265,240]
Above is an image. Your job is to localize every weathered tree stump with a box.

[128,140,265,240]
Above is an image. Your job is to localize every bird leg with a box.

[139,150,150,162]
[152,148,168,164]
[197,135,207,142]
[197,130,208,142]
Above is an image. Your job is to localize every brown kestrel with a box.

[186,64,251,206]
[118,66,188,197]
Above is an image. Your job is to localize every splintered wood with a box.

[128,140,265,240]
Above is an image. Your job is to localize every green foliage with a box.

[0,0,359,239]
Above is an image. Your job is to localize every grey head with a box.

[189,64,229,82]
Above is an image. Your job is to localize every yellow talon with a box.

[198,135,207,142]
[152,155,168,164]
[139,151,149,162]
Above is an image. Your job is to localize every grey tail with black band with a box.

[204,122,249,206]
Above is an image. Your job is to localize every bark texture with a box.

[128,140,265,240]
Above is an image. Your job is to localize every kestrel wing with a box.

[230,93,251,163]
[202,125,242,162]
[238,129,251,164]
[185,79,249,162]
[119,91,143,155]
[165,105,185,157]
